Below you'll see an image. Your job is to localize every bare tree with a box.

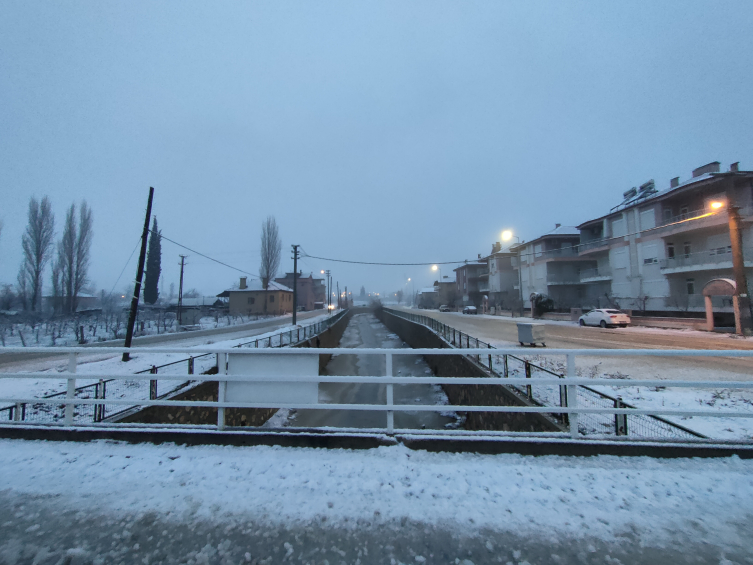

[73,201,93,310]
[20,196,55,311]
[259,216,281,289]
[56,201,94,314]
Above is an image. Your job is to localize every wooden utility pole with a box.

[728,204,753,335]
[123,187,154,362]
[292,244,299,325]
[177,255,186,326]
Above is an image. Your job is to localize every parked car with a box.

[579,309,631,328]
[462,306,477,315]
[439,305,451,312]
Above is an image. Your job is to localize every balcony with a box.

[578,238,611,255]
[655,205,753,237]
[579,267,612,283]
[546,273,582,286]
[534,247,590,262]
[660,248,752,274]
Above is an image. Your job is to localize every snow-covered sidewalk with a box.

[1,439,751,564]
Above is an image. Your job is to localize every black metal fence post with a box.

[188,356,194,375]
[559,383,569,426]
[615,397,627,435]
[524,361,532,399]
[149,366,158,400]
[503,354,508,377]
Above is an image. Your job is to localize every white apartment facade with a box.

[576,161,753,315]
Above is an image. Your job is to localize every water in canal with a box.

[281,313,458,430]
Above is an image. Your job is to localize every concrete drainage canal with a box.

[270,313,462,431]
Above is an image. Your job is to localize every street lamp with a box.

[502,230,520,244]
[431,264,442,284]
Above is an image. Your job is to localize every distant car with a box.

[462,306,477,315]
[579,309,631,328]
[439,305,451,312]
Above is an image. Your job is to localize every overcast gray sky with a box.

[1,1,752,299]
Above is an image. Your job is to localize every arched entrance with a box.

[702,278,739,333]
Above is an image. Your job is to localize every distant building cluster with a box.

[422,161,753,321]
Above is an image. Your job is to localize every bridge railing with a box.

[0,310,348,425]
[382,308,715,439]
[2,345,753,443]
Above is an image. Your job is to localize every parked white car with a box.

[579,309,631,328]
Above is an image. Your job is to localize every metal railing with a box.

[382,308,753,440]
[1,310,348,424]
[579,267,612,281]
[2,343,753,442]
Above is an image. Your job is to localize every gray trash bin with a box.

[517,322,546,347]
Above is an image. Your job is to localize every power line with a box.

[108,237,142,296]
[154,230,261,280]
[300,248,472,266]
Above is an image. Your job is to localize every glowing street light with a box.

[711,201,725,210]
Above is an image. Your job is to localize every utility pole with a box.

[123,187,154,362]
[337,282,340,309]
[345,286,348,308]
[177,255,186,326]
[292,244,299,325]
[728,204,753,334]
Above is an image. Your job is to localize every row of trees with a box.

[13,196,94,315]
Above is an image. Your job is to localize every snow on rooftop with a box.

[225,280,293,293]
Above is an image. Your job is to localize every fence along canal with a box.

[382,308,706,440]
[1,311,347,425]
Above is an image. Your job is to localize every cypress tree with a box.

[144,217,161,304]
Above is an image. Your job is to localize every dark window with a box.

[247,297,255,305]
[683,242,691,258]
[667,243,675,259]
[270,295,275,303]
[686,279,695,295]
[663,209,672,221]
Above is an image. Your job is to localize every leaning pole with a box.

[122,187,154,361]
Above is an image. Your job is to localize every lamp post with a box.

[724,202,753,335]
[408,278,414,306]
[503,230,523,314]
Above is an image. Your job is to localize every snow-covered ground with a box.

[0,312,292,348]
[1,439,751,564]
[0,313,333,423]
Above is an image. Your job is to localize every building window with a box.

[663,209,672,221]
[683,242,691,258]
[247,297,255,305]
[667,243,675,259]
[270,295,275,303]
[680,206,689,219]
[686,279,695,295]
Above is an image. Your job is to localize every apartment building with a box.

[274,271,326,311]
[576,161,753,315]
[453,259,488,307]
[512,225,591,309]
[482,242,519,309]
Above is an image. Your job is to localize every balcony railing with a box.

[579,267,612,281]
[535,247,580,260]
[660,248,751,270]
[578,238,611,253]
[546,273,582,285]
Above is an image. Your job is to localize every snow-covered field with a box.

[0,313,333,423]
[0,312,283,348]
[1,439,751,564]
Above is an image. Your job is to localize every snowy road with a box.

[391,307,753,380]
[1,439,751,564]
